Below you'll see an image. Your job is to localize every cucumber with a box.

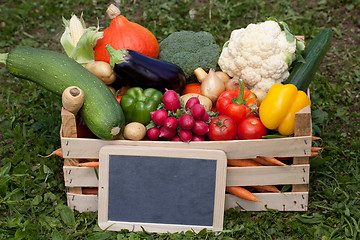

[285,28,332,92]
[2,46,125,140]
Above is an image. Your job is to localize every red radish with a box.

[159,126,177,139]
[192,120,209,136]
[192,135,205,141]
[147,127,160,141]
[170,135,182,141]
[201,112,210,122]
[163,116,178,131]
[178,114,195,130]
[179,129,192,142]
[150,109,168,126]
[185,97,200,110]
[190,104,206,120]
[163,89,181,111]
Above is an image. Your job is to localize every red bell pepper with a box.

[215,80,259,125]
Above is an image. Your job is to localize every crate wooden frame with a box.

[60,100,312,213]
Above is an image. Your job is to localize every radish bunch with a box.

[146,89,210,142]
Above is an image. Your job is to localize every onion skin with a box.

[225,78,240,91]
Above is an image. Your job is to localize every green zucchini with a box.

[1,46,125,140]
[285,28,332,92]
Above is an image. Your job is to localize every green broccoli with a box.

[158,31,220,79]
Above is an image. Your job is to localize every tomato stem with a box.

[231,79,247,105]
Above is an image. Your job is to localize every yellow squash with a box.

[259,83,311,136]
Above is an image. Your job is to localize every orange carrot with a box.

[311,147,323,152]
[38,148,63,158]
[226,186,261,202]
[251,185,280,193]
[77,161,99,168]
[82,187,98,195]
[311,151,320,157]
[312,136,322,141]
[253,156,286,166]
[227,159,263,167]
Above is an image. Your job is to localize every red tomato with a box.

[237,117,267,140]
[208,115,237,141]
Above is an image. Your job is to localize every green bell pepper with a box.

[120,87,163,125]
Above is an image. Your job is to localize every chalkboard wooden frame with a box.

[98,145,227,233]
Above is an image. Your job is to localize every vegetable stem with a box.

[0,53,8,65]
[106,45,127,67]
[231,79,246,105]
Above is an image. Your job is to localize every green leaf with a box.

[57,205,76,227]
[31,195,43,206]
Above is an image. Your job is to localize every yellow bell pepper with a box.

[259,83,311,136]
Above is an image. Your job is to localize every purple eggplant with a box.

[106,45,186,93]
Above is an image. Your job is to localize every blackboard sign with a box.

[98,145,227,233]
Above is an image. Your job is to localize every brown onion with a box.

[200,68,225,104]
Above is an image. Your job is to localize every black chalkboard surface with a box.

[98,145,227,233]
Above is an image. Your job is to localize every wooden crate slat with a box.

[66,192,308,213]
[61,135,312,160]
[226,164,309,186]
[67,193,98,213]
[63,166,99,187]
[225,192,308,211]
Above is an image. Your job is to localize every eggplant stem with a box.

[105,45,127,67]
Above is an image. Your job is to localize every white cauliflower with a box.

[218,20,304,94]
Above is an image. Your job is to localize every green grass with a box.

[0,0,359,239]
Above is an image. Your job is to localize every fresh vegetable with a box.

[39,148,63,158]
[259,83,311,136]
[178,114,195,130]
[218,18,305,93]
[60,14,103,65]
[163,89,181,111]
[163,117,178,131]
[200,68,226,104]
[158,31,220,78]
[0,46,125,139]
[180,93,213,111]
[252,185,280,193]
[285,28,332,92]
[216,80,259,125]
[225,78,240,91]
[208,115,237,141]
[123,122,147,141]
[120,87,163,125]
[253,156,286,166]
[146,127,160,141]
[237,117,267,140]
[159,126,177,139]
[191,120,209,136]
[184,97,200,110]
[94,4,159,63]
[62,86,85,115]
[227,159,262,167]
[182,83,201,95]
[179,129,193,142]
[190,104,206,120]
[192,135,205,141]
[78,161,100,168]
[85,61,116,85]
[150,109,169,126]
[107,45,186,93]
[194,67,230,84]
[226,186,261,202]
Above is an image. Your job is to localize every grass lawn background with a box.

[0,0,359,239]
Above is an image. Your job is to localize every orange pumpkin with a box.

[94,5,159,63]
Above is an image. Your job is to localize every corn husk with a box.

[60,14,103,65]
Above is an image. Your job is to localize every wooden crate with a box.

[60,104,312,213]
